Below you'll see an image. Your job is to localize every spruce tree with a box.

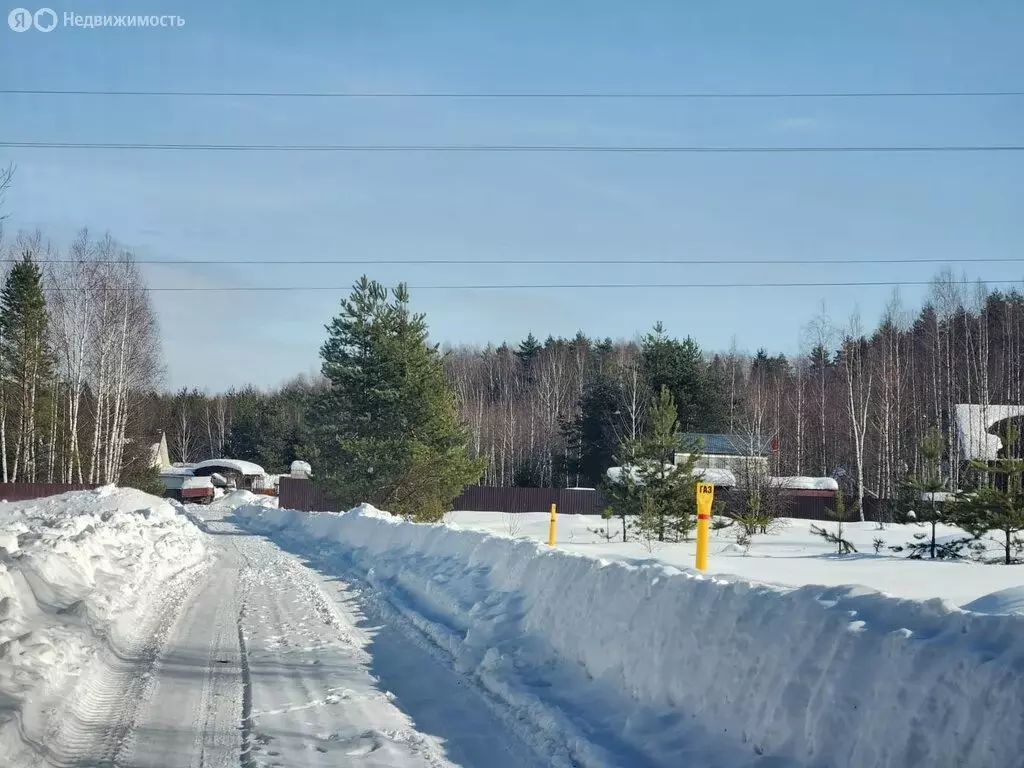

[516,333,542,367]
[565,373,619,487]
[0,252,52,482]
[312,276,484,521]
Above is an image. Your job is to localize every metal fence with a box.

[451,486,607,515]
[279,478,891,523]
[278,477,345,512]
[716,489,889,523]
[0,483,100,502]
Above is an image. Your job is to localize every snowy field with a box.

[237,503,1024,768]
[446,511,1024,607]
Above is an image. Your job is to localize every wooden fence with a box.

[0,483,100,502]
[279,478,893,523]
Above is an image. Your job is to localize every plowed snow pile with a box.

[0,487,206,751]
[237,503,1024,768]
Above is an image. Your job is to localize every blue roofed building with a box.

[676,432,774,483]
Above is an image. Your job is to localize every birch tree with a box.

[841,312,874,522]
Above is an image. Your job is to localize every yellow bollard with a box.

[548,503,557,546]
[695,483,715,571]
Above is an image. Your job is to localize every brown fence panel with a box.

[451,486,607,514]
[716,490,890,523]
[278,477,347,512]
[0,483,100,502]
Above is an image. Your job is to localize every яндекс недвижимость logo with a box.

[8,8,184,31]
[8,7,56,31]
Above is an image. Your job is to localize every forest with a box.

[151,270,1024,515]
[0,226,162,486]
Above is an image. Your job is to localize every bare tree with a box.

[842,311,874,522]
[0,164,12,222]
[803,305,835,476]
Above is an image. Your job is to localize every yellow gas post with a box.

[695,483,715,571]
[548,503,557,546]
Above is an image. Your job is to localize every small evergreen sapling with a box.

[902,427,950,559]
[602,387,701,547]
[629,387,699,545]
[810,490,857,554]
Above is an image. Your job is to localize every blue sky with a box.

[1,1,1022,391]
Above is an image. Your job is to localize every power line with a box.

[13,257,1024,267]
[2,141,1022,154]
[39,279,1024,293]
[2,88,1023,99]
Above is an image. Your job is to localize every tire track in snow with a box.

[237,605,255,768]
[24,558,211,767]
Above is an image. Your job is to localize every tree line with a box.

[149,271,1024,520]
[0,227,162,487]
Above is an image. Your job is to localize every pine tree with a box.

[951,423,1024,564]
[311,276,485,521]
[0,252,53,482]
[640,322,727,433]
[225,387,290,471]
[810,488,857,554]
[902,427,948,559]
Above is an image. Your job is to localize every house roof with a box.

[954,404,1024,461]
[190,458,266,477]
[679,433,772,457]
[606,464,736,487]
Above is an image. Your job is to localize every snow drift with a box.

[0,488,206,750]
[237,504,1024,768]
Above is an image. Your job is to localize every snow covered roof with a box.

[159,474,213,490]
[159,466,194,477]
[920,491,956,503]
[606,465,735,487]
[771,476,839,491]
[693,467,737,486]
[954,404,1024,461]
[679,433,772,457]
[191,459,266,477]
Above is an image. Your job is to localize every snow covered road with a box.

[4,497,545,768]
[7,490,1022,768]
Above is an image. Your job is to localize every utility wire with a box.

[2,88,1023,99]
[12,257,1024,266]
[2,141,1022,153]
[39,279,1024,293]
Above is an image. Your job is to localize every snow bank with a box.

[206,489,278,513]
[961,586,1024,615]
[0,488,206,743]
[236,505,1024,768]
